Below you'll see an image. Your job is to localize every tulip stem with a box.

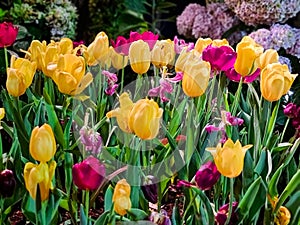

[231,78,243,116]
[224,178,234,225]
[4,47,8,70]
[85,190,90,223]
[120,56,125,93]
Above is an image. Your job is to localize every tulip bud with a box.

[0,169,16,197]
[195,161,220,190]
[30,124,56,162]
[72,156,106,191]
[141,175,158,203]
[129,40,151,74]
[0,22,18,48]
[112,179,131,216]
[215,202,239,225]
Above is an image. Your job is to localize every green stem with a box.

[182,190,197,222]
[225,178,234,225]
[85,190,90,223]
[231,78,243,116]
[4,47,9,70]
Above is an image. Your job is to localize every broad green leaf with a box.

[127,208,148,220]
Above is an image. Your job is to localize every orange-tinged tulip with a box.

[6,56,37,97]
[112,179,131,216]
[275,206,291,225]
[182,54,211,97]
[0,108,5,120]
[260,63,297,102]
[234,36,264,76]
[110,46,128,70]
[52,54,93,95]
[151,39,175,68]
[30,124,56,162]
[24,161,56,201]
[128,98,163,140]
[129,40,151,74]
[258,49,279,70]
[206,139,252,178]
[106,92,134,133]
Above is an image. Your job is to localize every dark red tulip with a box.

[0,22,18,48]
[72,156,106,190]
[215,201,239,225]
[0,169,16,197]
[195,161,221,190]
[141,175,158,203]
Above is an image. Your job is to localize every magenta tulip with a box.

[215,202,239,225]
[72,156,106,190]
[195,161,221,190]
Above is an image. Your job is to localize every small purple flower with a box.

[173,36,194,54]
[149,210,171,225]
[202,45,236,72]
[80,126,102,156]
[283,103,298,118]
[215,202,239,225]
[195,161,221,190]
[102,70,118,96]
[224,111,244,126]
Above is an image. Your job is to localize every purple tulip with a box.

[141,175,158,204]
[283,103,298,118]
[72,156,106,191]
[0,169,16,197]
[195,161,221,190]
[79,126,102,156]
[215,202,239,225]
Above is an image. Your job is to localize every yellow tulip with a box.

[206,139,252,178]
[234,36,264,76]
[129,40,151,74]
[260,63,297,102]
[57,37,73,54]
[182,54,211,97]
[106,92,134,133]
[112,179,131,216]
[74,43,97,66]
[110,47,128,70]
[52,54,93,95]
[6,56,37,97]
[30,124,56,162]
[175,47,190,72]
[151,39,175,68]
[42,45,60,78]
[258,49,279,70]
[24,161,56,201]
[128,98,163,140]
[194,38,229,54]
[91,31,110,65]
[0,108,5,120]
[211,39,229,47]
[25,40,47,70]
[275,206,291,225]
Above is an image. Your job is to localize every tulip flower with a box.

[52,54,93,95]
[111,35,130,55]
[194,38,229,54]
[195,161,221,190]
[128,98,163,140]
[151,39,175,68]
[41,45,60,78]
[128,40,151,74]
[283,103,298,118]
[112,179,131,216]
[182,53,211,97]
[0,169,16,197]
[260,63,297,102]
[173,36,194,54]
[175,48,191,72]
[234,36,264,76]
[0,22,18,48]
[91,31,110,64]
[141,175,158,203]
[202,45,236,72]
[6,56,37,97]
[79,126,102,156]
[24,161,56,201]
[106,92,134,133]
[258,49,279,70]
[150,210,171,225]
[25,40,47,71]
[57,37,73,54]
[110,46,128,70]
[129,31,159,50]
[206,139,252,178]
[268,196,291,225]
[72,156,106,190]
[30,124,56,162]
[215,202,239,225]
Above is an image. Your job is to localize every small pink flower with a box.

[174,36,194,54]
[225,112,244,126]
[80,126,102,156]
[102,70,118,96]
[284,103,298,118]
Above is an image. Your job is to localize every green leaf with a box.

[104,185,114,211]
[80,204,87,225]
[171,199,181,225]
[94,210,110,225]
[127,208,148,220]
[21,193,36,224]
[238,176,262,219]
[272,142,293,152]
[46,189,62,225]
